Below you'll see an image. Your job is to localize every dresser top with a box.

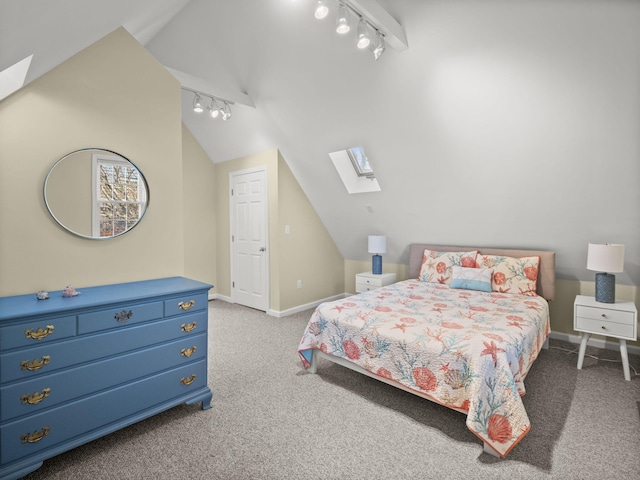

[0,277,212,322]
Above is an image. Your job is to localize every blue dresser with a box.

[0,277,213,480]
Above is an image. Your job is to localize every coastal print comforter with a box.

[298,279,550,457]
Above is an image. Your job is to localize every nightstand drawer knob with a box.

[601,325,607,330]
[601,314,607,318]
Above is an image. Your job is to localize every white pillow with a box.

[449,266,493,292]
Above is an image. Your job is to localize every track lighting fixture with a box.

[373,31,386,60]
[314,1,389,60]
[335,2,350,34]
[314,1,329,20]
[184,88,233,121]
[356,17,370,49]
[192,93,204,113]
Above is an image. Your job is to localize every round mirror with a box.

[44,148,149,239]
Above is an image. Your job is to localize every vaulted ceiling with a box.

[3,0,639,283]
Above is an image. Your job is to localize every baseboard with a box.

[267,293,347,317]
[206,293,347,318]
[549,331,640,356]
[208,293,230,302]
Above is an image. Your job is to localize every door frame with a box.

[229,166,270,311]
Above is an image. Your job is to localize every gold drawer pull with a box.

[181,346,197,358]
[178,300,195,311]
[114,310,133,322]
[21,426,50,444]
[24,325,54,341]
[181,321,197,333]
[20,356,51,372]
[180,374,196,386]
[21,388,51,405]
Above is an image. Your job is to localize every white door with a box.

[230,167,269,311]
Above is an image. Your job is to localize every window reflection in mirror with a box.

[93,154,147,237]
[44,149,149,239]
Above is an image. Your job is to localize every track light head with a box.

[193,93,204,113]
[221,102,232,121]
[356,18,371,49]
[314,1,329,20]
[335,2,350,34]
[209,98,220,118]
[373,31,386,60]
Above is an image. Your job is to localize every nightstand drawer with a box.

[357,276,386,287]
[356,282,377,292]
[575,316,635,339]
[575,305,635,325]
[355,272,396,293]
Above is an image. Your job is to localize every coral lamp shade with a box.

[587,243,624,273]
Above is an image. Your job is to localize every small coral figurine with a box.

[62,285,80,297]
[36,290,49,300]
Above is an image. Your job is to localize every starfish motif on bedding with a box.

[481,340,506,367]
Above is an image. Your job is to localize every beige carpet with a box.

[20,300,640,479]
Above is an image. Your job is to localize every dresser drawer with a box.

[1,311,207,384]
[164,293,208,317]
[0,316,76,351]
[575,316,635,339]
[78,301,164,334]
[575,305,635,325]
[0,359,208,464]
[0,333,207,421]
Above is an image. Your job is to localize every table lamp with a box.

[587,243,624,303]
[368,235,386,275]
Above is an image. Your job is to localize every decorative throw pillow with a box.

[450,266,493,292]
[475,255,540,296]
[418,249,478,284]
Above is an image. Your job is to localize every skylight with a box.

[329,146,381,194]
[347,146,374,178]
[0,55,33,102]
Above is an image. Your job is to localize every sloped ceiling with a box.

[2,0,639,285]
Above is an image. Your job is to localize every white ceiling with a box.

[3,0,639,283]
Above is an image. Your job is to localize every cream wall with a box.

[0,28,188,296]
[214,149,344,314]
[276,150,344,311]
[182,125,217,290]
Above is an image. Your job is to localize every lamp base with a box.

[372,255,382,275]
[595,272,615,303]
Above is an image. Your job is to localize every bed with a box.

[298,244,555,458]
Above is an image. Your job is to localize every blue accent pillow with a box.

[449,266,493,292]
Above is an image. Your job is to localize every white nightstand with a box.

[574,295,638,381]
[356,272,397,293]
